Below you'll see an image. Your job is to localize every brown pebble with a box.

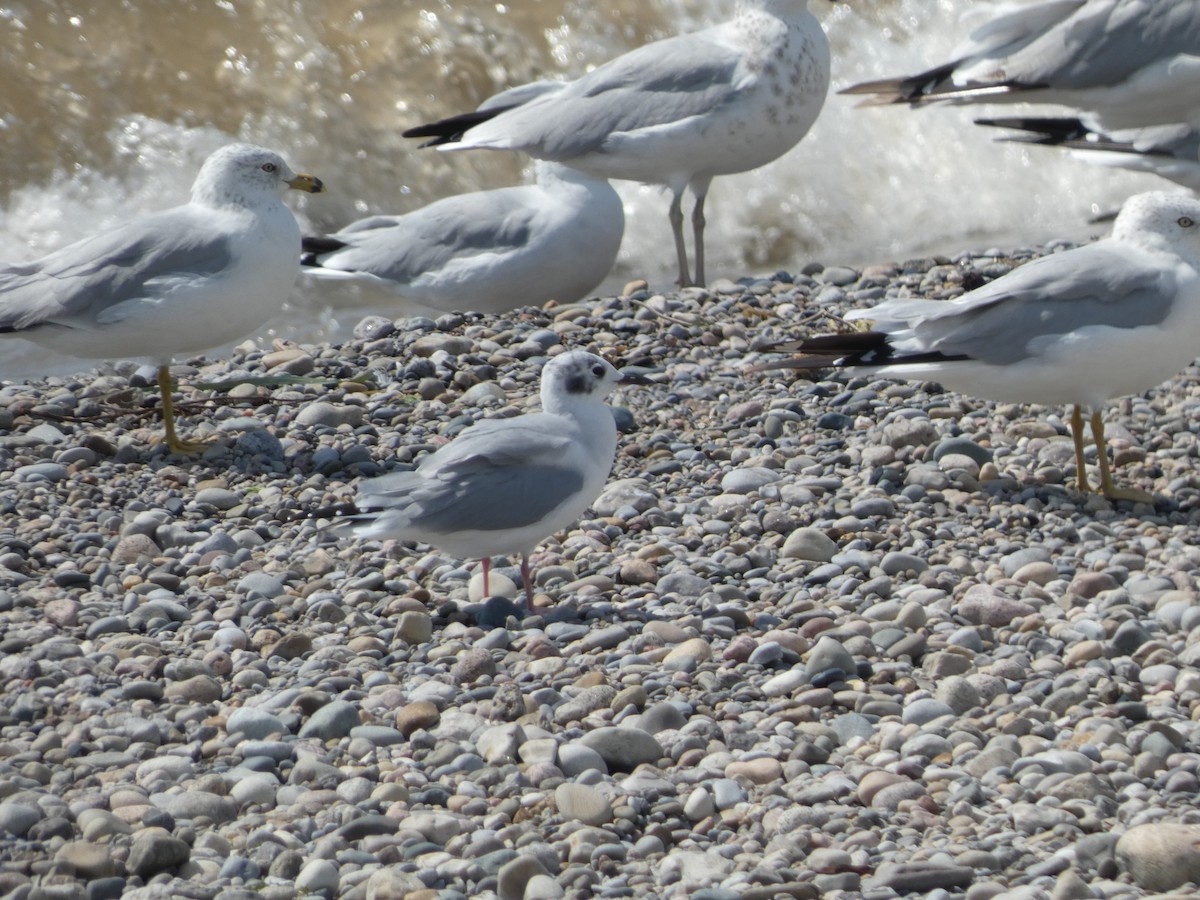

[395,701,440,736]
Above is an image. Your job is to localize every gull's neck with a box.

[541,387,613,427]
[191,181,277,211]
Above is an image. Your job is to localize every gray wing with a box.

[978,0,1200,89]
[319,189,536,281]
[1125,125,1200,158]
[478,80,566,111]
[367,463,585,534]
[871,243,1175,365]
[849,0,1200,103]
[355,416,586,533]
[467,29,742,158]
[333,214,409,234]
[418,414,577,476]
[0,206,235,331]
[950,0,1084,60]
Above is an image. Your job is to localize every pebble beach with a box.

[5,242,1200,900]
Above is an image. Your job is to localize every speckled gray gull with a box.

[403,0,831,289]
[844,0,1200,131]
[299,161,624,314]
[757,190,1200,502]
[0,143,324,453]
[333,350,634,610]
[978,116,1200,192]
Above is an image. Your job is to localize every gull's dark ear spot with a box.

[564,371,592,394]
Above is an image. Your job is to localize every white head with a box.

[1113,190,1200,262]
[540,350,625,414]
[190,143,324,208]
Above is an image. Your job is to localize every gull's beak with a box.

[288,173,325,194]
[617,367,655,387]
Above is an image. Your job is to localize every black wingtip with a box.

[749,330,893,372]
[300,235,348,267]
[402,104,519,146]
[281,501,360,524]
[839,60,964,105]
[975,115,1090,145]
[786,330,894,361]
[752,330,973,373]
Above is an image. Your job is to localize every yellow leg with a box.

[156,364,210,454]
[1089,408,1155,504]
[1070,405,1090,493]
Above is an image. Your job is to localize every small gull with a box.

[843,0,1200,131]
[756,191,1200,502]
[403,0,831,289]
[331,350,634,610]
[0,143,324,453]
[300,161,624,314]
[978,116,1200,192]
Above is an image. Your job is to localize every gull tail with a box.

[841,62,1030,107]
[402,105,518,148]
[750,331,893,372]
[751,331,969,373]
[300,235,349,267]
[288,501,369,539]
[975,116,1093,146]
[839,62,963,105]
[976,116,1174,163]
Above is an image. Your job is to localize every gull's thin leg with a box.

[668,191,692,288]
[519,553,534,612]
[482,557,492,597]
[1090,409,1155,503]
[690,180,711,288]
[1090,410,1114,495]
[1070,404,1090,492]
[157,365,208,454]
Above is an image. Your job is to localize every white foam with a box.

[0,0,1175,377]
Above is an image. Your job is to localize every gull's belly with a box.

[876,322,1200,408]
[28,231,298,362]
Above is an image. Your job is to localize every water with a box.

[0,0,1164,377]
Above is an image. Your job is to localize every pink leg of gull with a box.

[520,554,534,612]
[481,557,492,597]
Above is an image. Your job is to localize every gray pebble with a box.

[298,700,361,741]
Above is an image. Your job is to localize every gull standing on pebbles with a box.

[333,350,635,611]
[756,191,1200,502]
[0,143,324,453]
[403,0,832,289]
[843,0,1200,131]
[300,162,624,314]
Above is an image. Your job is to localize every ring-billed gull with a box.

[844,0,1200,131]
[332,350,635,611]
[0,143,324,453]
[978,116,1200,192]
[756,191,1200,502]
[300,162,624,314]
[403,0,831,289]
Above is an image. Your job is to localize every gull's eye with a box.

[261,162,277,174]
[592,364,606,377]
[1178,216,1195,228]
